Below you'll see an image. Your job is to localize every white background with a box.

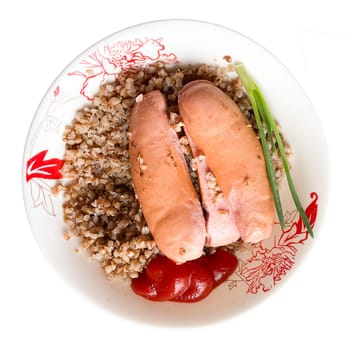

[1,0,349,349]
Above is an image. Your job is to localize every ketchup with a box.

[172,261,213,303]
[131,249,238,302]
[204,248,238,287]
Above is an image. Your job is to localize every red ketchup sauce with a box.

[131,249,238,302]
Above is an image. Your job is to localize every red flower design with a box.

[240,246,295,293]
[238,192,319,294]
[68,37,178,100]
[26,150,64,182]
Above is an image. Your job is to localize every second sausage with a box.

[178,80,275,243]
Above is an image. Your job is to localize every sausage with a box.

[129,91,206,263]
[185,131,240,246]
[178,80,275,243]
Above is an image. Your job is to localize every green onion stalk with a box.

[236,64,314,238]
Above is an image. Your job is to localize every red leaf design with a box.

[278,192,319,247]
[26,150,64,182]
[53,85,60,97]
[304,192,319,229]
[278,224,308,248]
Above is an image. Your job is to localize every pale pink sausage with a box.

[129,90,206,263]
[178,80,275,243]
[185,132,240,246]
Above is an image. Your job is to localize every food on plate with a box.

[131,248,237,302]
[131,255,191,301]
[129,90,206,263]
[60,61,293,302]
[179,80,275,243]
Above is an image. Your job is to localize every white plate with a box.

[22,19,329,326]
